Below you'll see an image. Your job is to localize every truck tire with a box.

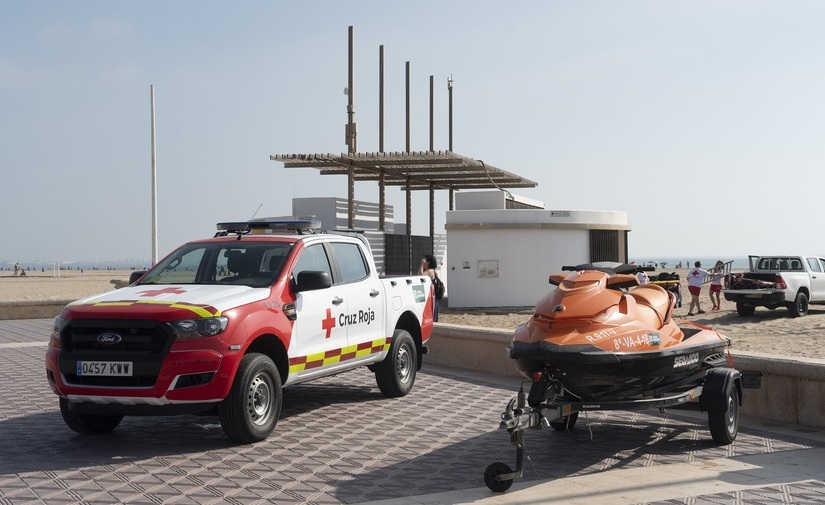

[736,302,755,317]
[218,353,282,444]
[59,397,123,434]
[787,292,808,318]
[374,329,417,397]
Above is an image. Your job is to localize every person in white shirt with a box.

[687,261,710,316]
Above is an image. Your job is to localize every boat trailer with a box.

[484,367,763,492]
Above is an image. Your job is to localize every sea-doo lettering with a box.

[673,352,700,368]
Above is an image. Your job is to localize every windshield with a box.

[139,242,293,288]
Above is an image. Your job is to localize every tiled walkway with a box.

[2,319,824,504]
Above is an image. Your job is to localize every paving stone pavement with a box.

[1,319,824,504]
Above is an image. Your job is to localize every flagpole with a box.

[150,85,158,265]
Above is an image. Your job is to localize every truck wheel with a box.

[375,329,417,397]
[787,292,808,318]
[218,353,282,444]
[736,302,755,317]
[59,397,123,434]
[705,370,740,444]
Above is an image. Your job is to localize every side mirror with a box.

[293,270,332,292]
[129,270,148,285]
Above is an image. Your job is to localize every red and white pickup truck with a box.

[45,219,435,443]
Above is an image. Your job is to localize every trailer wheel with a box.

[60,397,123,434]
[484,462,514,492]
[707,375,739,444]
[550,412,579,431]
[218,353,282,444]
[374,329,417,397]
[736,302,755,317]
[787,292,808,318]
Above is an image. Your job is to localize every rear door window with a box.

[330,242,369,283]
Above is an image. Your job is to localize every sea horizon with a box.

[0,259,150,271]
[3,255,752,272]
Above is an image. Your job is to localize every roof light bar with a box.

[216,218,322,235]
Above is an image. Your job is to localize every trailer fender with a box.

[700,367,742,412]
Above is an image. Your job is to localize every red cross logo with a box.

[321,308,336,339]
[138,287,188,297]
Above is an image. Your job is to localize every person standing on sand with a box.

[686,261,710,316]
[709,260,725,311]
[418,254,439,322]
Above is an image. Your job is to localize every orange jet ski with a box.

[484,262,762,493]
[508,262,730,400]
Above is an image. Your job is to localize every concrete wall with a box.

[0,301,66,320]
[426,323,825,428]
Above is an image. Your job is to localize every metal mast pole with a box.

[347,26,356,229]
[447,76,455,211]
[150,85,158,264]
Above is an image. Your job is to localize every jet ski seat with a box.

[629,284,673,329]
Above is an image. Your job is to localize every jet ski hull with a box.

[508,263,732,401]
[509,334,730,400]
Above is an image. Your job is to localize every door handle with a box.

[332,296,344,306]
[369,289,380,298]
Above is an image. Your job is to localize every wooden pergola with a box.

[270,150,538,238]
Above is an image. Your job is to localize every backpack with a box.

[432,274,445,300]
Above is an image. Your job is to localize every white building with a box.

[444,191,631,308]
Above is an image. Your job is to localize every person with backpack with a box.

[419,254,443,321]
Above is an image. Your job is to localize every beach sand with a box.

[1,268,821,359]
[0,269,133,303]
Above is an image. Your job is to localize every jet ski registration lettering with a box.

[585,328,617,343]
[614,333,656,350]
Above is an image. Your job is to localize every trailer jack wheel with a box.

[484,462,514,492]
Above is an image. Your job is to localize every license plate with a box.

[76,361,133,376]
[745,294,763,299]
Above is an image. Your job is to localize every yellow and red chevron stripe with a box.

[289,337,393,374]
[70,299,221,319]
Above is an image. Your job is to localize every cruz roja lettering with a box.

[339,309,375,326]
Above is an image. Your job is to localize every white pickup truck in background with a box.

[723,255,825,317]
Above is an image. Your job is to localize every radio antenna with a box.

[237,203,264,240]
[249,203,263,221]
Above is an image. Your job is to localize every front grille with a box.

[59,319,174,387]
[63,321,170,354]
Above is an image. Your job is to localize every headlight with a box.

[169,317,228,341]
[49,316,68,349]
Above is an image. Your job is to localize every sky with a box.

[3,1,825,264]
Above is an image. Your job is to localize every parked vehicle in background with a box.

[723,255,825,317]
[45,219,435,443]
